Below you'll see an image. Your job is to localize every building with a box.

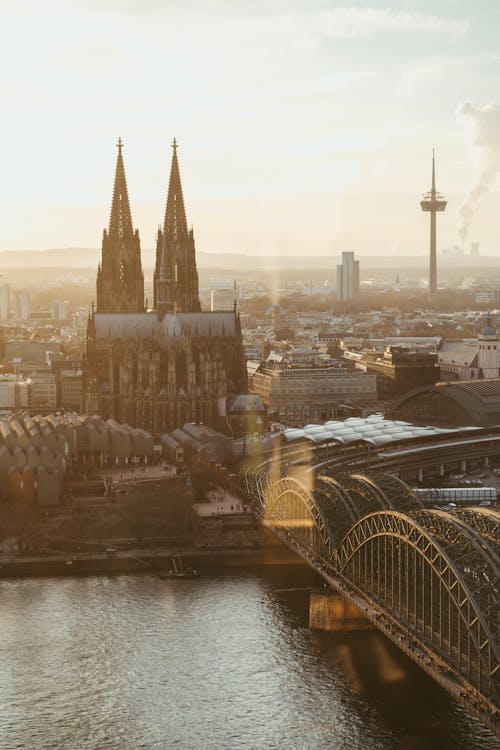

[51,300,69,321]
[336,251,360,302]
[161,422,231,464]
[210,284,238,312]
[0,374,30,412]
[475,291,500,305]
[0,285,10,322]
[0,413,154,506]
[249,362,376,426]
[352,346,440,398]
[227,394,266,437]
[13,291,30,321]
[390,379,500,426]
[84,139,247,435]
[267,303,297,336]
[28,374,58,411]
[438,314,500,381]
[477,315,499,378]
[5,341,57,364]
[60,369,83,412]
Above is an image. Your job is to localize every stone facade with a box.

[84,139,247,434]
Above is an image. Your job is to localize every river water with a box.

[0,568,497,750]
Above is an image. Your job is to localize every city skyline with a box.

[1,2,500,255]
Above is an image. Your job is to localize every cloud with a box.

[312,8,467,41]
[402,52,500,82]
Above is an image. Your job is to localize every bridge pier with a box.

[309,590,372,632]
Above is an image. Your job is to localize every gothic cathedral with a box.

[84,139,247,435]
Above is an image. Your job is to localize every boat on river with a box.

[159,555,200,580]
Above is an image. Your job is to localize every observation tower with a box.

[421,150,447,304]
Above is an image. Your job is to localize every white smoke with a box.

[456,101,500,246]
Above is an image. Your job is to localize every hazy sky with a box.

[1,0,500,256]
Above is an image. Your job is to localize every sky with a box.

[1,0,500,257]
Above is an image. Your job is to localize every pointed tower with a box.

[154,139,200,318]
[96,138,144,313]
[421,149,447,304]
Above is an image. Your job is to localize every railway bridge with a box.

[241,457,499,736]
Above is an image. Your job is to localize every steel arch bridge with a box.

[262,471,500,733]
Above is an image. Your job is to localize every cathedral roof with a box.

[176,312,236,337]
[94,313,158,339]
[93,311,237,339]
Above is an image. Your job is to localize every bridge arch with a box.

[265,476,335,564]
[336,510,500,704]
[453,507,500,551]
[314,476,358,546]
[372,473,423,513]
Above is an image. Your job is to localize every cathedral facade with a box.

[84,139,247,435]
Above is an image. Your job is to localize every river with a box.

[0,568,497,750]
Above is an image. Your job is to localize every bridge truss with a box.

[257,468,500,734]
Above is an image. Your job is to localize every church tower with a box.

[96,139,144,313]
[478,313,499,379]
[154,139,200,318]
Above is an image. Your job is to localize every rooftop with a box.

[269,413,479,448]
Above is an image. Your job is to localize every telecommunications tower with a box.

[420,150,447,304]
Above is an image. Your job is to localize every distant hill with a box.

[0,248,495,271]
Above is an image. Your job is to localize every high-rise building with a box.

[421,150,446,303]
[0,285,10,322]
[51,300,69,321]
[336,251,360,301]
[210,282,238,312]
[471,242,480,257]
[13,291,30,321]
[84,139,247,434]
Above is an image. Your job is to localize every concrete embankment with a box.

[0,545,303,579]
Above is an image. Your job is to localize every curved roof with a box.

[277,414,477,448]
[480,325,497,337]
[390,378,500,425]
[479,314,497,338]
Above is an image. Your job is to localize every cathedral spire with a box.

[154,139,200,317]
[96,138,144,313]
[164,138,188,240]
[109,138,134,240]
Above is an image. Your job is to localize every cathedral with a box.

[84,139,247,435]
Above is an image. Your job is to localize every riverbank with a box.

[0,544,303,578]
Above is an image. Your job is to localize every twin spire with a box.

[102,137,200,316]
[109,136,188,243]
[108,138,134,240]
[164,138,188,242]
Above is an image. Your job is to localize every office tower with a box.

[336,251,360,302]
